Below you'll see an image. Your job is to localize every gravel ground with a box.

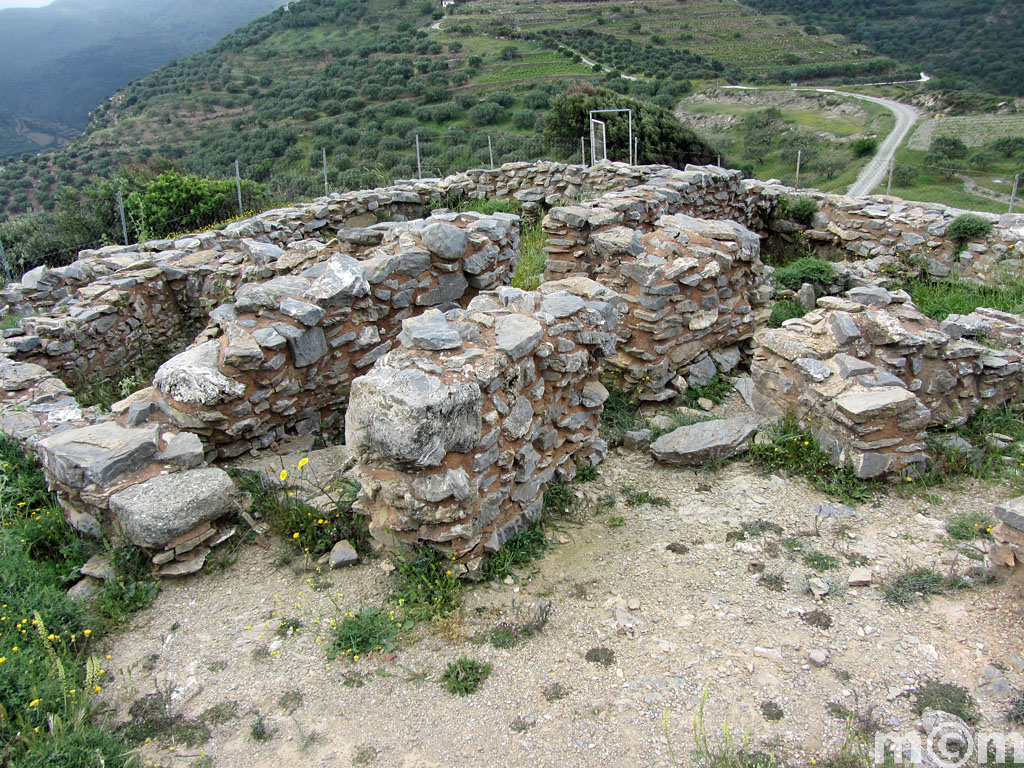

[101,395,1024,768]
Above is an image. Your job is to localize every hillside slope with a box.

[0,0,282,145]
[742,0,1024,96]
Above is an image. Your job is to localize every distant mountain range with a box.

[0,0,281,155]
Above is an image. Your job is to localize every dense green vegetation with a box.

[0,435,159,765]
[743,0,1024,95]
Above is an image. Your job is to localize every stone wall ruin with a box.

[4,159,1024,575]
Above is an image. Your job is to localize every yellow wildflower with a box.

[279,469,288,482]
[297,457,309,470]
[28,699,39,707]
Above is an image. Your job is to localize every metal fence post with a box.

[116,190,128,246]
[234,160,243,216]
[415,135,422,179]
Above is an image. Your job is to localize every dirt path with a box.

[97,393,1024,768]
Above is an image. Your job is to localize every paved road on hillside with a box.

[723,85,921,197]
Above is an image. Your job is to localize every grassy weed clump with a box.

[326,606,407,661]
[511,218,547,290]
[243,464,366,557]
[922,407,1024,489]
[390,546,464,621]
[621,485,669,508]
[441,658,492,696]
[946,510,995,541]
[910,679,980,725]
[482,520,549,582]
[881,563,995,606]
[599,385,646,448]
[748,415,875,504]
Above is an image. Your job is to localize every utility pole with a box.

[887,159,895,196]
[415,135,422,179]
[581,137,586,166]
[795,149,803,191]
[1010,173,1020,214]
[716,154,721,167]
[234,160,243,216]
[116,189,128,246]
[322,147,329,196]
[488,135,494,169]
[0,236,11,283]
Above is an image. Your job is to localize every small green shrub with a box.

[621,486,669,507]
[327,606,406,660]
[946,510,995,541]
[850,137,877,158]
[243,471,365,557]
[802,548,840,571]
[748,415,875,504]
[946,213,992,242]
[442,658,491,696]
[760,700,784,721]
[585,647,615,665]
[767,299,807,328]
[390,546,463,620]
[910,679,980,725]
[482,520,549,582]
[250,710,276,741]
[774,256,835,291]
[598,385,645,447]
[881,565,990,605]
[778,196,818,225]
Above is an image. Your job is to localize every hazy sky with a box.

[0,0,53,8]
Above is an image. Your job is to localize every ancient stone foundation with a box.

[5,159,1024,578]
[347,280,616,565]
[750,288,1024,478]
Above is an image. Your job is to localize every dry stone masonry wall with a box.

[346,280,616,567]
[5,159,1024,576]
[750,288,1024,478]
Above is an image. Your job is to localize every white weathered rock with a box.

[154,341,246,405]
[650,416,760,466]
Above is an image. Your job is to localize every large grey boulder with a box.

[650,416,761,466]
[154,341,246,406]
[398,309,462,350]
[38,422,160,488]
[347,366,482,467]
[109,467,237,548]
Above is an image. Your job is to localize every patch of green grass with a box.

[199,700,240,727]
[250,710,276,742]
[120,692,211,748]
[621,485,669,508]
[946,510,995,541]
[748,415,876,504]
[606,515,627,528]
[760,700,784,721]
[441,658,492,696]
[727,519,785,542]
[598,385,646,448]
[898,275,1024,322]
[511,218,547,290]
[390,546,464,621]
[921,406,1024,491]
[767,299,807,328]
[774,256,835,291]
[327,605,406,661]
[681,375,732,409]
[242,472,366,557]
[881,564,995,606]
[689,688,781,768]
[910,679,980,725]
[802,548,840,571]
[0,435,159,766]
[481,520,549,582]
